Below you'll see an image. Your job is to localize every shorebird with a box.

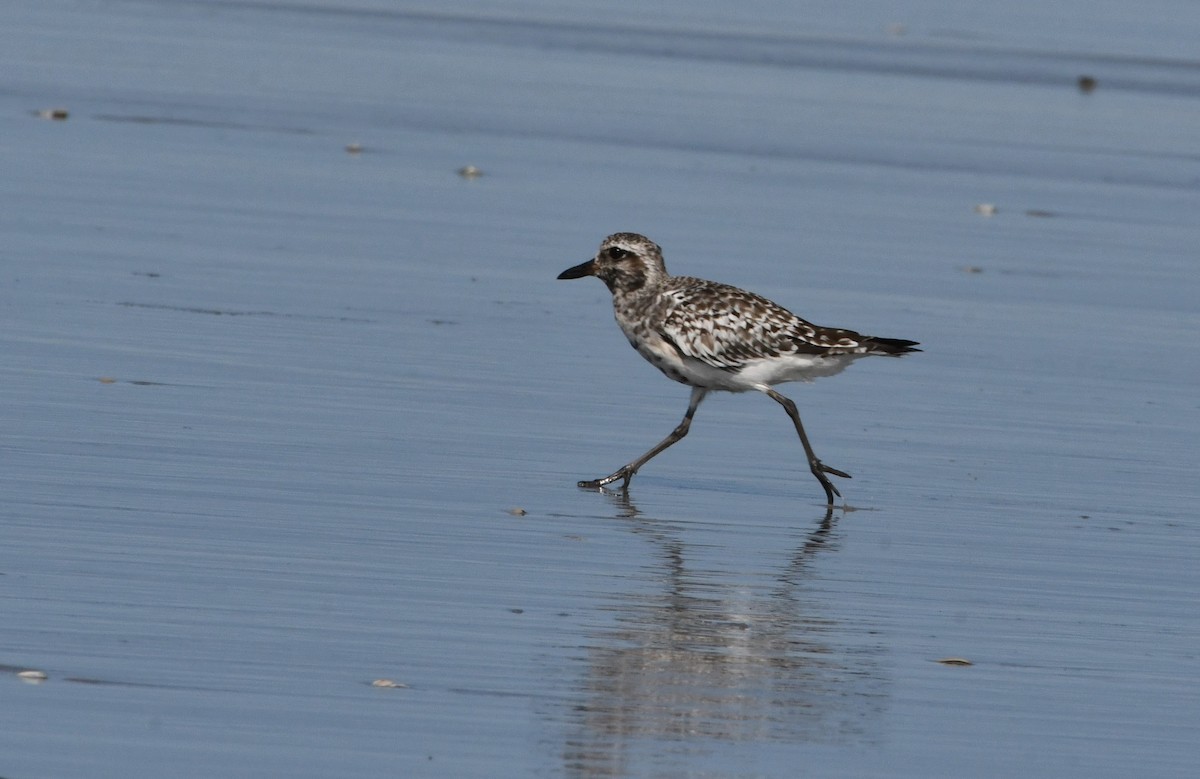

[557,232,919,505]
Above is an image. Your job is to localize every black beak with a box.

[557,259,596,280]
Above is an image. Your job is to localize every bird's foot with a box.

[810,459,851,505]
[578,466,635,490]
[817,461,852,481]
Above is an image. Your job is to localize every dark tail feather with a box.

[866,337,921,355]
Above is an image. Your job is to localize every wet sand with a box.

[2,1,1198,776]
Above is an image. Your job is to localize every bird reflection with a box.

[563,493,886,777]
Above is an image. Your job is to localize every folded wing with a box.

[656,278,874,372]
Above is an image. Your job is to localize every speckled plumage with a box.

[557,232,919,504]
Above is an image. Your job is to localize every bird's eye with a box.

[606,247,630,260]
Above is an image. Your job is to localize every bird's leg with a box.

[765,388,851,505]
[579,387,707,489]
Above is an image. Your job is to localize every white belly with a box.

[734,354,858,385]
[632,331,858,392]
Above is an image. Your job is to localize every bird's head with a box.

[558,233,667,295]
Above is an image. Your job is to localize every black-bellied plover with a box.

[558,232,920,505]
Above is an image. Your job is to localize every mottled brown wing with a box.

[656,278,867,371]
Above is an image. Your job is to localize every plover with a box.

[557,233,920,505]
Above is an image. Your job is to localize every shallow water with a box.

[3,1,1199,777]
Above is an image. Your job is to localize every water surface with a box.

[2,1,1199,776]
